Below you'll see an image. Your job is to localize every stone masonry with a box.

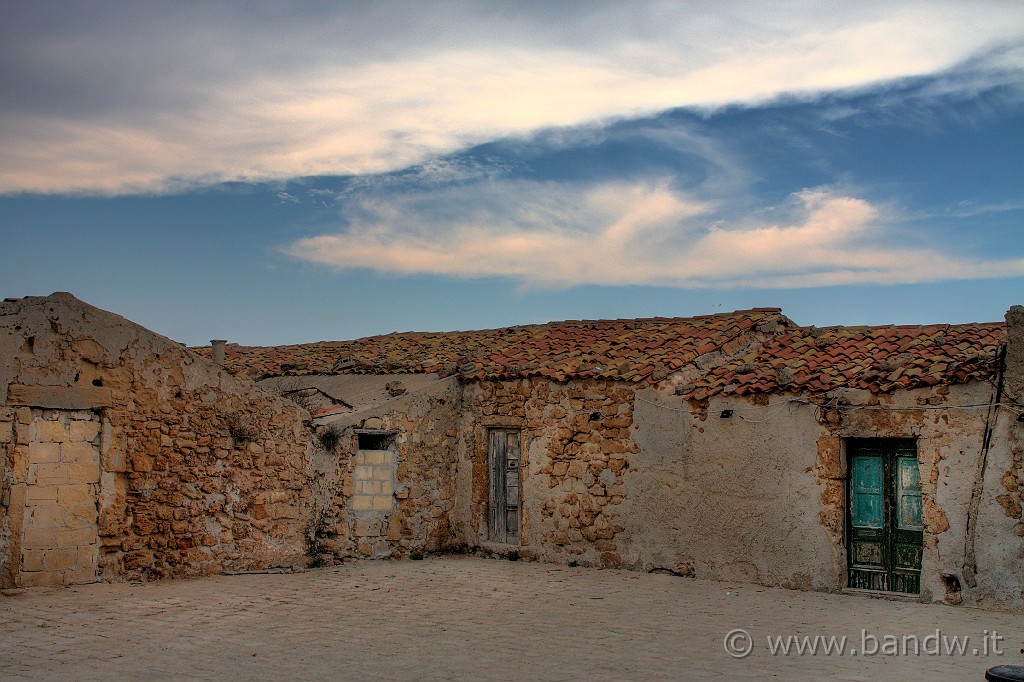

[0,294,316,587]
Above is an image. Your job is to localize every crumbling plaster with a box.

[626,381,1022,610]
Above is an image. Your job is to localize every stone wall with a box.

[0,294,315,586]
[311,377,462,560]
[458,377,637,567]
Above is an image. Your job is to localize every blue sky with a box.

[1,2,1022,346]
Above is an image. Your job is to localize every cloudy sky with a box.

[2,1,1022,345]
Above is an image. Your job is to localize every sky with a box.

[1,1,1022,346]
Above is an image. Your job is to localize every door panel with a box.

[488,429,520,544]
[847,439,922,594]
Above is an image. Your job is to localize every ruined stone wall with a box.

[458,378,637,567]
[313,378,462,560]
[0,294,314,586]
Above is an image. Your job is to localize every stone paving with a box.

[1,556,1022,681]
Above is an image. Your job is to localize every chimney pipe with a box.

[211,339,227,367]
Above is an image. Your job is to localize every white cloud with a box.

[283,181,1024,289]
[1,1,1022,194]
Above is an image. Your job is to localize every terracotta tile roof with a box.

[685,322,1004,400]
[200,309,788,384]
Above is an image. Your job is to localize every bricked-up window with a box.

[356,430,396,451]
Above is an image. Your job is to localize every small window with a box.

[356,430,396,451]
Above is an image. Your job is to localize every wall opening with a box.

[487,429,521,545]
[846,438,922,594]
[357,431,395,451]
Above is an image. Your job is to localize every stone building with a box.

[2,293,1021,611]
[0,294,314,587]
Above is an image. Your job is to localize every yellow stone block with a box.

[20,571,65,588]
[353,465,374,480]
[69,421,101,443]
[351,496,374,511]
[66,501,98,524]
[26,504,64,526]
[30,463,70,485]
[22,526,59,549]
[59,526,97,547]
[43,547,77,571]
[68,462,100,484]
[371,495,393,511]
[21,549,45,572]
[24,484,60,504]
[379,481,394,496]
[57,483,94,505]
[372,467,392,482]
[76,545,98,569]
[27,441,61,464]
[61,442,98,465]
[33,420,69,443]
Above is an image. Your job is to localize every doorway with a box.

[847,438,923,594]
[487,429,521,544]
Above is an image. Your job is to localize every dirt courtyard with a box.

[1,556,1021,680]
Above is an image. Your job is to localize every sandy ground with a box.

[1,556,1022,680]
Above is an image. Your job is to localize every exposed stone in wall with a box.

[16,409,100,587]
[463,378,637,568]
[998,432,1022,526]
[314,378,461,560]
[0,294,315,586]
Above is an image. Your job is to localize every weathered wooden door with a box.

[847,439,923,594]
[488,429,521,544]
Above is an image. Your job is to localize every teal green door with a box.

[847,439,923,594]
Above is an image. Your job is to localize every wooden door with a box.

[487,429,521,544]
[847,438,923,594]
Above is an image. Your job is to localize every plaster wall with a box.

[627,382,1022,610]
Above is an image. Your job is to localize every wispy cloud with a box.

[283,181,1024,289]
[1,1,1021,194]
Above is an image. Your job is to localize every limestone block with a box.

[21,549,45,572]
[57,483,94,506]
[68,463,100,484]
[69,420,101,443]
[28,441,61,464]
[60,441,95,465]
[33,420,69,443]
[24,484,59,504]
[20,571,64,588]
[371,495,393,511]
[59,526,97,547]
[26,503,63,526]
[22,526,59,549]
[351,496,374,511]
[65,499,99,525]
[69,548,97,577]
[43,547,78,571]
[372,467,392,482]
